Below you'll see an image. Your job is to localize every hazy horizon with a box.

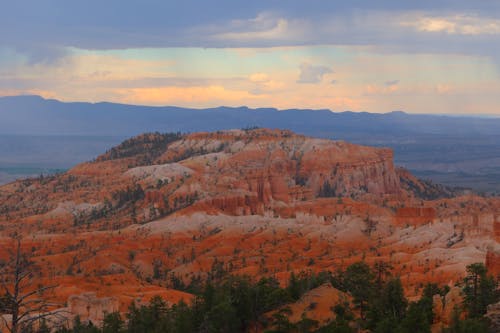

[3,94,500,118]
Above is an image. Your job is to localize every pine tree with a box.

[463,263,498,318]
[343,262,375,319]
[102,312,124,333]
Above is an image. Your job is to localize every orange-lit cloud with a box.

[249,72,270,82]
[70,54,175,81]
[3,45,500,115]
[118,85,267,106]
[401,14,500,35]
[364,84,399,95]
[436,84,454,94]
[0,89,57,99]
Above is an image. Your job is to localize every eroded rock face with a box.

[0,129,421,232]
[395,207,437,227]
[432,286,463,331]
[68,293,119,326]
[165,130,402,210]
[486,250,500,277]
[275,283,351,326]
[486,301,500,332]
[0,128,499,328]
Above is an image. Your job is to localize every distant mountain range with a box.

[1,95,500,137]
[1,95,500,192]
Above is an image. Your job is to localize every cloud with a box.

[4,1,500,114]
[297,63,333,84]
[436,84,454,94]
[403,14,500,35]
[88,70,112,78]
[117,85,265,106]
[385,80,400,86]
[248,72,285,95]
[0,89,57,99]
[212,13,295,43]
[365,83,400,95]
[3,1,500,64]
[249,72,270,83]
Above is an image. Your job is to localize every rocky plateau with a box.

[0,128,499,329]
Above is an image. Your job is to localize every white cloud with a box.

[297,62,333,84]
[249,72,270,83]
[248,72,284,93]
[210,12,308,46]
[402,14,500,35]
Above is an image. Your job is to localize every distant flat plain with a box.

[0,134,125,184]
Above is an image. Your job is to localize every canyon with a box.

[0,128,499,330]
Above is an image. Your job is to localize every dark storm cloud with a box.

[2,0,500,61]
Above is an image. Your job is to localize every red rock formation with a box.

[486,301,500,332]
[494,214,500,240]
[486,250,500,277]
[432,286,463,331]
[0,128,499,325]
[395,207,437,226]
[68,293,119,326]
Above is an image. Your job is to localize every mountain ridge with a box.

[2,95,500,136]
[2,95,500,193]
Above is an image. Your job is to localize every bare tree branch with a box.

[0,237,64,333]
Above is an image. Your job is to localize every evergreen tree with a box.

[296,312,319,333]
[400,301,431,333]
[343,262,375,319]
[316,303,355,333]
[368,277,407,332]
[463,263,498,318]
[266,307,295,333]
[102,312,124,333]
[445,306,489,333]
[288,272,302,300]
[172,300,196,333]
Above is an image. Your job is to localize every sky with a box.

[2,1,500,114]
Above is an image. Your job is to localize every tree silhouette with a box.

[0,236,66,333]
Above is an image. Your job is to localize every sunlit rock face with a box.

[0,128,499,327]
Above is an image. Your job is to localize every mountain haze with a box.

[2,95,500,192]
[2,95,500,137]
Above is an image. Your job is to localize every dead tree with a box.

[0,237,67,333]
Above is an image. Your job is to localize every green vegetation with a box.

[318,180,337,198]
[41,262,498,333]
[98,132,182,165]
[462,263,498,318]
[111,184,145,208]
[398,171,459,200]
